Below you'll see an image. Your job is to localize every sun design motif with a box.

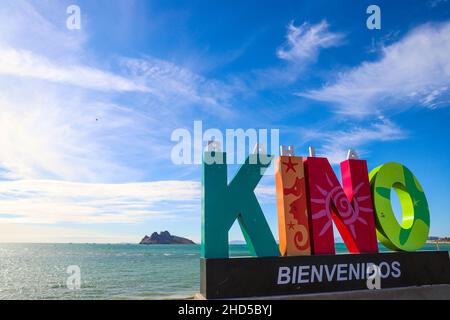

[311,174,372,238]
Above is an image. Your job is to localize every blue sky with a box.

[0,0,449,243]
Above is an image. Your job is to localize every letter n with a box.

[304,157,378,255]
[201,152,279,258]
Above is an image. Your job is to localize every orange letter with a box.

[275,156,311,256]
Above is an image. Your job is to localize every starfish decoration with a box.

[282,157,298,173]
[287,221,296,230]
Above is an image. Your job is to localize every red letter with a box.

[304,157,378,255]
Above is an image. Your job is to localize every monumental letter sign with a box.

[200,148,450,299]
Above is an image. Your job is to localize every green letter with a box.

[201,152,279,258]
[369,162,430,251]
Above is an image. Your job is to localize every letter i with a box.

[275,149,311,256]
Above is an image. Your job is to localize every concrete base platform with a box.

[201,251,450,298]
[194,284,450,300]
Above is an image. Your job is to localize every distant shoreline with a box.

[427,240,450,244]
[0,241,449,246]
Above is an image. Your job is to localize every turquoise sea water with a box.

[0,243,448,300]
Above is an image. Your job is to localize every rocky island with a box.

[139,231,196,245]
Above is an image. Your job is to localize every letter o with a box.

[379,262,390,279]
[369,162,430,251]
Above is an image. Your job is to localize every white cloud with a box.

[0,83,160,181]
[0,180,200,225]
[0,1,235,183]
[0,0,274,243]
[0,0,86,56]
[0,224,138,243]
[0,47,151,93]
[0,52,232,181]
[0,178,273,228]
[0,1,152,182]
[247,20,345,89]
[301,119,407,164]
[0,1,234,243]
[277,20,345,64]
[122,57,233,114]
[298,22,450,116]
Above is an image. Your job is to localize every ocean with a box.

[0,243,448,300]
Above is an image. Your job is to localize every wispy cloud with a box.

[301,119,407,164]
[428,0,449,8]
[0,1,236,183]
[0,84,159,181]
[0,47,151,93]
[122,57,233,114]
[0,52,233,181]
[0,0,87,56]
[0,180,200,225]
[0,224,139,243]
[298,22,450,117]
[0,178,273,227]
[277,20,345,64]
[248,20,345,89]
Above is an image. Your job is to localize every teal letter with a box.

[201,152,280,258]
